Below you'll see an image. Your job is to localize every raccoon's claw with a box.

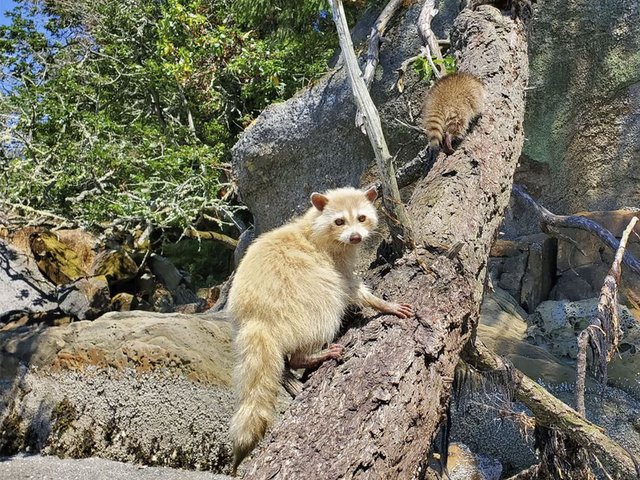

[326,343,345,359]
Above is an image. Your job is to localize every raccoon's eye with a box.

[334,218,345,226]
[357,215,366,222]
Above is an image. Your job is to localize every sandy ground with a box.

[0,454,231,480]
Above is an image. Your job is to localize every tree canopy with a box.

[0,0,371,231]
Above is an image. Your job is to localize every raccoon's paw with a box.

[386,302,415,319]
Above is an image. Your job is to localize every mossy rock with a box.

[30,232,87,285]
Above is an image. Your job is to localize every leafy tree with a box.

[0,0,352,232]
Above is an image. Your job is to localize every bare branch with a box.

[183,226,239,249]
[575,216,638,416]
[356,0,406,130]
[513,184,640,276]
[329,0,414,253]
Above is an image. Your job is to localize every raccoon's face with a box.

[310,186,379,245]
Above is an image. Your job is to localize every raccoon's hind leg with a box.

[443,132,455,155]
[289,344,344,369]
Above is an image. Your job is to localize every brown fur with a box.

[227,187,413,473]
[422,72,485,154]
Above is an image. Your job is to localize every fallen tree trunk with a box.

[465,340,639,479]
[242,5,528,479]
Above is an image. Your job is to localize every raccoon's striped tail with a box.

[229,322,284,474]
[424,113,445,150]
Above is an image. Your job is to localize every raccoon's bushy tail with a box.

[424,111,445,150]
[230,322,284,474]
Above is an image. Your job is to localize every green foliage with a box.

[0,0,341,230]
[413,54,458,81]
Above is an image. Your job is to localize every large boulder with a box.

[0,312,235,472]
[522,0,640,213]
[231,2,462,233]
[0,241,58,321]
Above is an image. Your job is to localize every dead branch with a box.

[356,0,406,131]
[513,184,640,276]
[575,216,639,415]
[183,226,238,249]
[395,0,446,91]
[465,340,639,479]
[418,0,445,77]
[329,0,414,253]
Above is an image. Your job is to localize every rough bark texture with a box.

[242,6,528,479]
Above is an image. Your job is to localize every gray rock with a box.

[0,241,57,321]
[497,253,528,301]
[149,254,182,291]
[0,312,235,472]
[528,298,640,395]
[149,254,199,306]
[550,267,597,301]
[230,1,463,233]
[57,276,111,320]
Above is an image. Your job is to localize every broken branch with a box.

[417,0,445,77]
[575,216,638,416]
[513,184,640,276]
[183,226,239,249]
[329,0,414,253]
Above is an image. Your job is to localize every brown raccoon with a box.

[422,72,485,155]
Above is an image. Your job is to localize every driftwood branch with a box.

[242,6,528,478]
[329,0,414,253]
[356,0,406,130]
[513,184,640,276]
[575,216,639,415]
[464,340,639,479]
[396,0,445,91]
[418,0,445,77]
[183,226,239,249]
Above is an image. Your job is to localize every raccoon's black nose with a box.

[349,233,362,244]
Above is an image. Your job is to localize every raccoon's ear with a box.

[310,192,329,211]
[364,186,378,202]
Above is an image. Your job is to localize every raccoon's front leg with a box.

[357,284,414,319]
[289,344,344,369]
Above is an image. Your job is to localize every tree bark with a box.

[242,6,528,479]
